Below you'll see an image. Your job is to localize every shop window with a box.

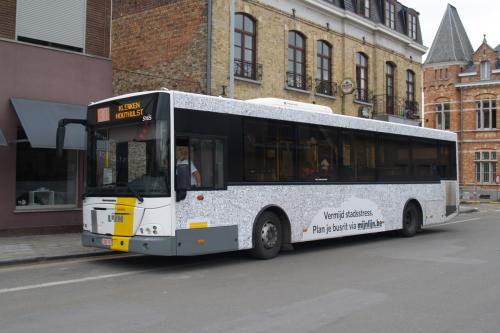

[16,139,78,209]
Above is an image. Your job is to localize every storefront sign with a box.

[340,79,355,95]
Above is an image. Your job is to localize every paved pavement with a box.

[0,204,499,333]
[0,204,492,266]
[0,233,115,266]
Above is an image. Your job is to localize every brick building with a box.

[112,0,426,123]
[0,0,112,232]
[423,4,500,200]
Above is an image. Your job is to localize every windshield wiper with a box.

[101,183,144,203]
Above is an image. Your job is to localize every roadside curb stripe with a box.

[0,269,152,295]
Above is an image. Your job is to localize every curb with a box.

[0,250,120,267]
[459,207,479,214]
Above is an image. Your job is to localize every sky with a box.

[401,0,500,57]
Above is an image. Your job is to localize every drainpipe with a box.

[206,0,212,95]
[459,86,464,188]
[229,0,236,98]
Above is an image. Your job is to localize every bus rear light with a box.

[197,239,206,245]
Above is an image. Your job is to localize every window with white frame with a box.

[481,61,490,80]
[436,102,450,130]
[408,14,417,40]
[358,0,370,18]
[476,99,497,129]
[385,1,396,29]
[475,151,497,184]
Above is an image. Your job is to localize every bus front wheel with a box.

[399,202,420,237]
[251,211,282,259]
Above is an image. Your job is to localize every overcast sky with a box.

[402,0,500,56]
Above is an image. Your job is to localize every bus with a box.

[57,90,458,259]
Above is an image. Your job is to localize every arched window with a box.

[234,13,256,80]
[356,53,368,101]
[386,62,395,114]
[287,31,306,90]
[406,70,416,115]
[316,40,333,95]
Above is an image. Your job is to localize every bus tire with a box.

[399,202,420,237]
[251,211,282,259]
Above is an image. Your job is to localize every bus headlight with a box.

[137,224,162,236]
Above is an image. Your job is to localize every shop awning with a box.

[11,98,86,150]
[0,128,6,146]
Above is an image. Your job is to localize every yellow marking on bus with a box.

[114,197,137,237]
[111,236,130,252]
[189,222,209,229]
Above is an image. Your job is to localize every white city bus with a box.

[57,90,458,259]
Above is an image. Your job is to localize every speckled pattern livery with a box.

[171,91,459,250]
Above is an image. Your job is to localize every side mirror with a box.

[56,125,66,157]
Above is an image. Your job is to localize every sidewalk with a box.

[0,204,484,266]
[0,233,117,266]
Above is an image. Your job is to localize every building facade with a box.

[0,0,113,232]
[423,5,500,200]
[112,0,426,122]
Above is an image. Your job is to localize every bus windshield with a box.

[87,120,170,198]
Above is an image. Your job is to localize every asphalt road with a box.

[1,206,499,333]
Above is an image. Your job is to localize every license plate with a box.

[101,238,112,246]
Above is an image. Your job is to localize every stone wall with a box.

[423,43,500,195]
[0,0,16,39]
[112,0,208,96]
[210,0,422,118]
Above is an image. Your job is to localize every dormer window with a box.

[358,0,370,18]
[481,61,490,80]
[408,14,417,40]
[385,0,396,29]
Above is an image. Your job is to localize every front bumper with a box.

[82,226,238,256]
[82,231,176,256]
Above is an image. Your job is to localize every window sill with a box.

[315,93,337,100]
[285,86,311,95]
[354,99,373,107]
[14,207,81,214]
[235,77,262,85]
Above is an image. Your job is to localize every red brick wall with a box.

[0,0,16,39]
[424,44,500,195]
[112,0,208,95]
[86,0,112,57]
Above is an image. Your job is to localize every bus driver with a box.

[176,145,201,187]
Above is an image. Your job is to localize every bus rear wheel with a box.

[251,211,282,259]
[399,202,420,237]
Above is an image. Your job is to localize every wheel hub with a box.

[261,221,278,249]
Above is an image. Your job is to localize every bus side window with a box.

[189,137,225,189]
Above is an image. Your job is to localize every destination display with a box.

[88,94,158,125]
